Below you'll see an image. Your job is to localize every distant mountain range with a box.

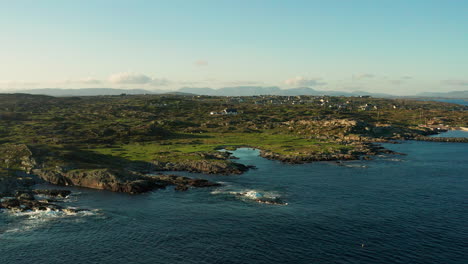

[15,88,156,97]
[6,87,468,99]
[178,86,396,97]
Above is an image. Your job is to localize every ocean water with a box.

[417,98,468,106]
[430,99,468,106]
[431,130,468,138]
[1,141,467,264]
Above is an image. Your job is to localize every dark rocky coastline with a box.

[150,159,249,175]
[33,168,221,194]
[258,142,404,164]
[0,140,405,203]
[0,171,220,213]
[0,128,464,207]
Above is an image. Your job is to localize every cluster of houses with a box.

[252,95,313,105]
[193,95,403,114]
[210,108,238,115]
[359,103,379,111]
[358,103,398,111]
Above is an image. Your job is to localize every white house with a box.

[222,108,238,115]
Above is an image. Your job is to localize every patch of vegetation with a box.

[0,93,466,171]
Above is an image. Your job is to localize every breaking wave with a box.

[1,208,101,235]
[212,187,287,205]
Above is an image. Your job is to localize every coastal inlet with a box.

[2,143,468,264]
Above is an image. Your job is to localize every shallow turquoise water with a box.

[1,141,467,264]
[431,130,468,138]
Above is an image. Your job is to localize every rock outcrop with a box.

[0,189,76,213]
[0,144,37,173]
[33,168,167,194]
[32,167,220,194]
[151,160,249,175]
[153,174,221,191]
[259,142,403,164]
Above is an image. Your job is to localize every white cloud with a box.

[195,60,208,66]
[0,80,39,86]
[284,76,326,87]
[0,80,41,90]
[352,73,376,80]
[109,72,152,84]
[108,72,169,86]
[442,80,468,86]
[390,80,403,85]
[225,81,263,86]
[149,78,170,86]
[79,77,102,85]
[389,76,414,85]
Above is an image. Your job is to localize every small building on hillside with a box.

[210,108,239,115]
[222,108,238,115]
[359,103,378,110]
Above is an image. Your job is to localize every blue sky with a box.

[0,0,467,95]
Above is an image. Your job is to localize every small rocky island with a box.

[0,93,466,211]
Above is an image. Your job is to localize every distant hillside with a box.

[179,86,283,96]
[8,87,467,98]
[179,86,395,97]
[16,88,158,96]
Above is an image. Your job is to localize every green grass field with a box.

[91,132,352,162]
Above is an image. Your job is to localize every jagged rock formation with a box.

[33,168,221,194]
[154,174,220,191]
[151,160,249,175]
[0,144,222,195]
[282,118,435,140]
[0,189,78,213]
[0,144,37,173]
[259,143,403,164]
[32,168,166,194]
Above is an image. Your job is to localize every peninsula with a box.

[1,93,467,211]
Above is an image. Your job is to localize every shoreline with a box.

[411,137,468,143]
[1,128,467,211]
[2,136,466,214]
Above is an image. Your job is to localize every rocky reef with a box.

[33,168,221,194]
[33,168,166,194]
[0,189,82,213]
[154,174,221,191]
[0,144,223,198]
[0,140,402,200]
[259,142,404,164]
[151,159,249,175]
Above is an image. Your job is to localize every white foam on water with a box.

[242,190,264,199]
[8,207,100,219]
[1,207,101,235]
[34,193,77,203]
[385,158,404,162]
[212,187,287,205]
[343,164,368,168]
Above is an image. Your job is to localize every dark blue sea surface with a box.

[1,142,467,264]
[417,98,468,106]
[431,99,468,106]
